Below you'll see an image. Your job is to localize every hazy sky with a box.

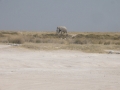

[0,0,120,32]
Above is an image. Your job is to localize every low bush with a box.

[8,36,24,44]
[104,41,111,45]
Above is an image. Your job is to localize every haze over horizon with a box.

[0,0,120,32]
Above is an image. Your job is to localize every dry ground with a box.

[0,44,120,90]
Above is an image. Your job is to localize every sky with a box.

[0,0,120,32]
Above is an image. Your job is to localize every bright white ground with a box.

[0,45,120,90]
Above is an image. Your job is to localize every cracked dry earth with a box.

[0,44,120,90]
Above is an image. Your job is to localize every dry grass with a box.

[22,43,120,53]
[0,31,120,53]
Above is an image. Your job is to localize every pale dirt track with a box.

[0,44,120,90]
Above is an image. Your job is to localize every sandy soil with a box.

[0,44,120,90]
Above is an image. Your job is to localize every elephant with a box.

[56,26,67,35]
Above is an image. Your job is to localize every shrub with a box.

[74,39,87,44]
[115,42,120,45]
[104,41,110,45]
[99,41,103,44]
[0,33,4,37]
[75,34,85,38]
[8,36,24,44]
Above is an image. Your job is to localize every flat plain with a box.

[0,44,120,90]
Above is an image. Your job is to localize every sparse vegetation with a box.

[0,31,120,53]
